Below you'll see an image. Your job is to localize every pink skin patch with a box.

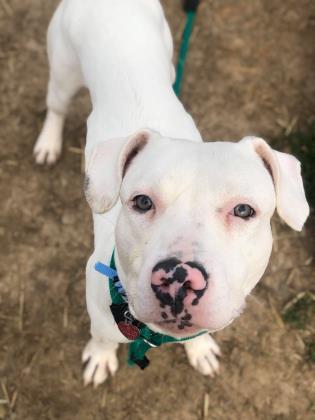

[151,258,209,331]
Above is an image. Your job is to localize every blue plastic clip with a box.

[95,261,127,295]
[95,262,117,279]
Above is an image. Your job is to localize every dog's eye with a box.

[233,204,255,219]
[132,195,154,213]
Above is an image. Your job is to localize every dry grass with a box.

[1,0,315,419]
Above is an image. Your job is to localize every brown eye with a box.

[133,195,153,213]
[233,204,255,219]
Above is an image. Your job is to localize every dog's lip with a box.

[148,320,204,337]
[130,302,246,335]
[150,311,242,335]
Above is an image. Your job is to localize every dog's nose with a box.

[151,258,209,316]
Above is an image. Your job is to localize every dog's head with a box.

[85,129,309,337]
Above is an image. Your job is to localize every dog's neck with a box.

[85,66,202,156]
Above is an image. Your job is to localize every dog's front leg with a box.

[184,333,221,377]
[82,338,119,387]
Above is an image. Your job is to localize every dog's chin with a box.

[145,306,246,337]
[129,305,206,338]
[146,321,204,338]
[146,318,236,338]
[129,302,246,338]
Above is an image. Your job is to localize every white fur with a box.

[34,110,64,164]
[35,0,309,387]
[82,338,118,387]
[184,334,221,377]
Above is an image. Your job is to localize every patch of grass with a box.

[283,123,315,209]
[282,292,315,330]
[305,339,315,364]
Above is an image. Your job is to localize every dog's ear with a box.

[85,129,158,213]
[240,136,309,231]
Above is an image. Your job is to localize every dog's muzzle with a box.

[151,257,209,329]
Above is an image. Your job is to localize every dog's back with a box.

[34,0,200,164]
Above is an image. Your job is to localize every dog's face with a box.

[85,130,309,337]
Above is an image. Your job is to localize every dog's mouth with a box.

[128,298,203,336]
[126,300,200,337]
[155,307,196,331]
[148,319,203,338]
[148,300,247,336]
[128,276,247,337]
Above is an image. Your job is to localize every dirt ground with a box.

[1,0,315,419]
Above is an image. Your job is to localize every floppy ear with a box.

[241,136,309,231]
[84,129,158,213]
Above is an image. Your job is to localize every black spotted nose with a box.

[151,258,209,316]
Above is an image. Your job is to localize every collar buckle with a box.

[141,337,158,348]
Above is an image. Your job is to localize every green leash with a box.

[173,1,201,96]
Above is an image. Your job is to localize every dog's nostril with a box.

[183,280,192,290]
[161,277,171,287]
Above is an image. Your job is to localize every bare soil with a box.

[1,1,315,419]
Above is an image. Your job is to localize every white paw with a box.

[184,333,221,377]
[33,135,62,165]
[82,339,119,387]
[34,110,64,165]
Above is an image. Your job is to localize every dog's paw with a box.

[82,338,119,387]
[33,134,62,165]
[184,333,221,377]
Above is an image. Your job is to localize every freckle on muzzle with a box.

[151,257,209,329]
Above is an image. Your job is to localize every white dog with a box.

[34,0,309,386]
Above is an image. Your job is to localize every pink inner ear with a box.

[85,129,155,213]
[122,132,149,177]
[254,142,278,185]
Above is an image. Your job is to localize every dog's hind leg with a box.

[34,5,83,165]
